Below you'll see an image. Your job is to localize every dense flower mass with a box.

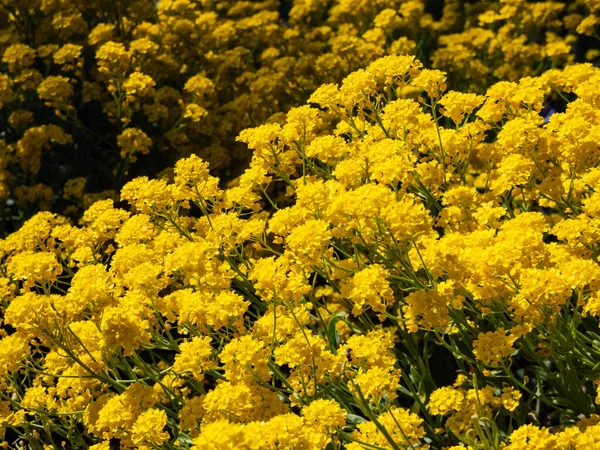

[2,1,600,449]
[1,0,600,230]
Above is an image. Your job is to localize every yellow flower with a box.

[37,76,74,107]
[7,250,63,289]
[123,72,156,100]
[184,103,208,122]
[341,264,394,317]
[501,386,522,411]
[413,69,447,99]
[2,43,36,72]
[117,128,153,158]
[53,43,82,65]
[473,329,517,367]
[190,420,253,450]
[131,408,169,445]
[0,333,30,377]
[173,336,214,380]
[100,292,152,355]
[96,41,130,74]
[428,386,465,415]
[184,74,214,97]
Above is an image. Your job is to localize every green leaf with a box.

[346,414,368,425]
[326,311,348,353]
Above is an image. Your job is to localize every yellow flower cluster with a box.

[2,53,600,448]
[2,1,600,449]
[0,0,599,228]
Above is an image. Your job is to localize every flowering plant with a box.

[1,0,598,228]
[2,1,600,450]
